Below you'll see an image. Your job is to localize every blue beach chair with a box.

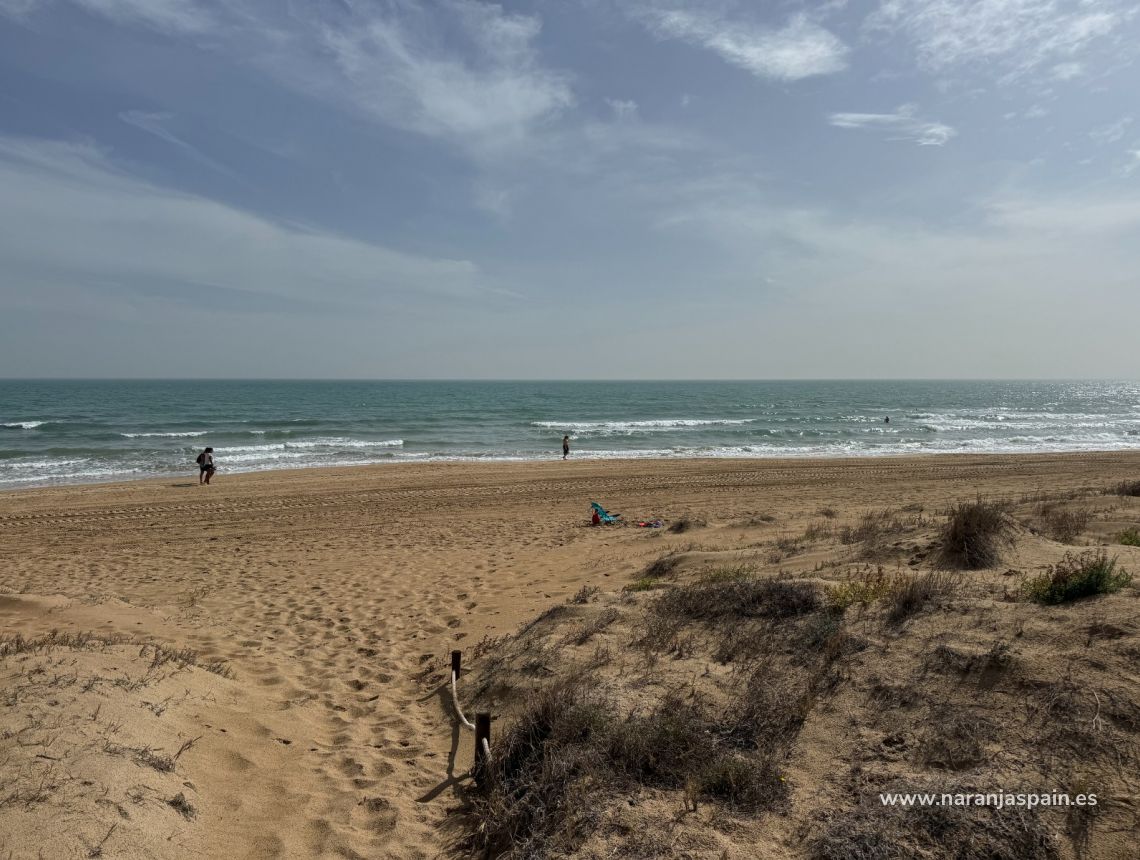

[590,502,621,524]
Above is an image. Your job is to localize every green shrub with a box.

[1118,528,1140,547]
[1022,551,1132,605]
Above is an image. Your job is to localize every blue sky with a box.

[1,0,1138,378]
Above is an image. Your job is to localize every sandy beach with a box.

[3,452,1140,858]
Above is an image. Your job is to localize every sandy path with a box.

[2,452,1138,857]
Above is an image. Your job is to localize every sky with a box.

[0,0,1138,379]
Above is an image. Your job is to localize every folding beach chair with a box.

[590,502,621,524]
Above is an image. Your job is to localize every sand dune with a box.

[2,453,1139,858]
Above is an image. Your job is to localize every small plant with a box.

[642,553,682,579]
[1022,551,1132,605]
[668,517,705,534]
[623,577,660,593]
[1118,528,1140,547]
[167,792,197,820]
[887,570,957,623]
[1111,480,1140,497]
[1040,506,1091,543]
[568,585,599,604]
[563,608,620,646]
[938,499,1013,569]
[818,507,838,519]
[826,567,892,611]
[802,521,835,541]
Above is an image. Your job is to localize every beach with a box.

[3,452,1140,858]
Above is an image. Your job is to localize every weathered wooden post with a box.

[451,649,462,679]
[474,712,491,786]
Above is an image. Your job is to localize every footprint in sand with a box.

[359,797,398,834]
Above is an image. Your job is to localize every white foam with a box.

[121,431,209,438]
[531,419,754,436]
[2,421,45,429]
[217,438,403,455]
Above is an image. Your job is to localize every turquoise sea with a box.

[1,380,1138,489]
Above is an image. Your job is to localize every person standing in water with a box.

[562,435,570,460]
[196,447,215,485]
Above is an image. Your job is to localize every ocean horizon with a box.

[2,379,1138,489]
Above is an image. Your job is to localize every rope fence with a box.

[450,650,492,785]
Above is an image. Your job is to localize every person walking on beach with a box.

[562,435,570,460]
[196,447,215,485]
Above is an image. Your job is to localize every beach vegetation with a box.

[466,680,787,857]
[887,570,958,623]
[667,516,705,533]
[938,499,1014,569]
[1118,528,1140,547]
[652,574,820,622]
[1022,551,1132,605]
[1038,505,1092,543]
[1111,480,1140,497]
[568,585,599,604]
[641,552,682,579]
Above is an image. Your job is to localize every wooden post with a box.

[474,712,491,785]
[451,649,462,679]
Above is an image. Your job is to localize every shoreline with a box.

[4,446,1140,495]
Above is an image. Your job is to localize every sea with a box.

[1,380,1138,489]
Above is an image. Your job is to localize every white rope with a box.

[451,670,475,731]
[481,736,491,760]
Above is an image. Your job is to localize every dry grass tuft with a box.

[468,681,787,858]
[807,782,1058,860]
[886,570,958,624]
[938,500,1014,569]
[1111,479,1140,497]
[1038,505,1092,543]
[667,517,705,534]
[652,575,820,622]
[642,553,682,579]
[568,585,599,605]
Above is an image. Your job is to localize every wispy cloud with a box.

[829,105,955,145]
[868,0,1128,80]
[636,6,848,81]
[307,0,573,155]
[119,110,240,179]
[1089,115,1133,145]
[7,0,213,33]
[0,134,481,316]
[605,98,639,120]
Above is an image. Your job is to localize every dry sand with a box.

[1,453,1139,858]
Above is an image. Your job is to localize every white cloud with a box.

[1089,115,1133,144]
[0,135,480,315]
[869,0,1127,80]
[309,0,573,154]
[829,105,956,145]
[73,0,211,33]
[605,98,639,120]
[638,6,848,81]
[6,0,212,33]
[1052,60,1083,79]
